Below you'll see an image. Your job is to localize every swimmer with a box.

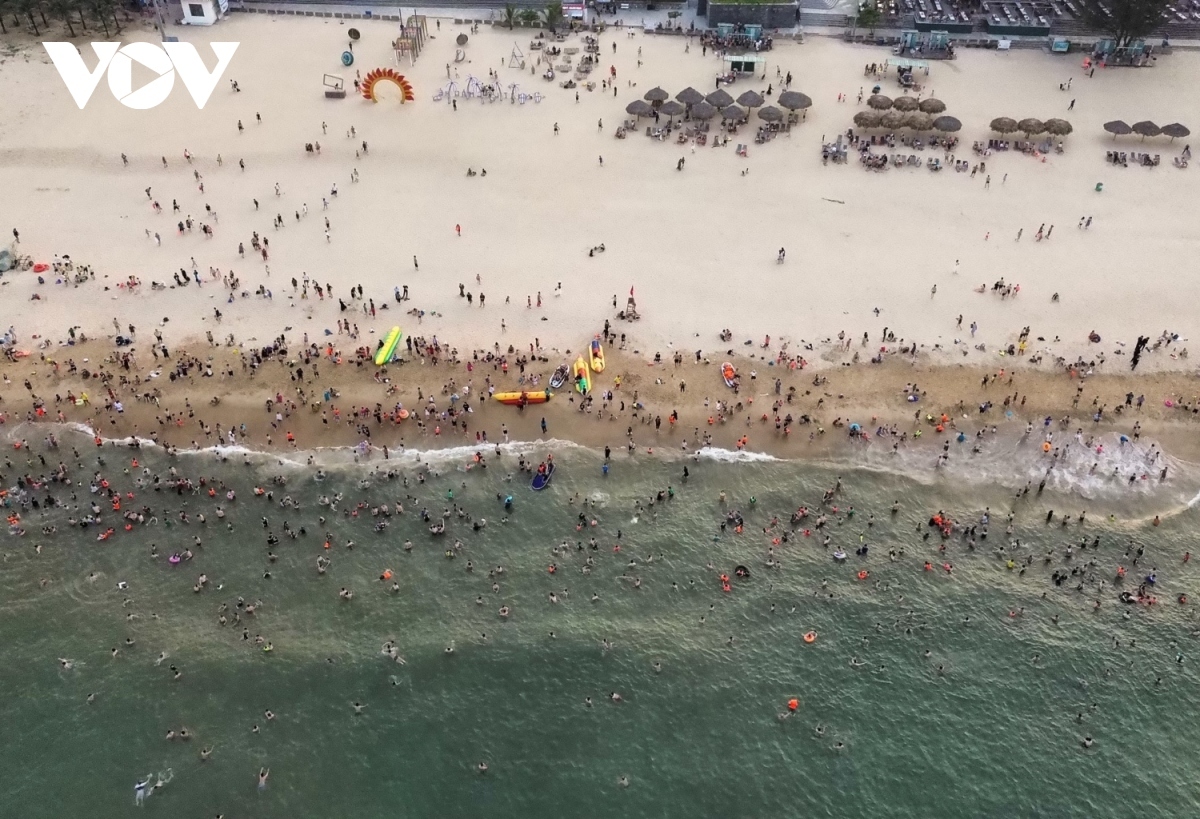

[610,691,623,703]
[618,775,630,788]
[264,710,275,721]
[258,767,270,790]
[352,701,367,715]
[200,746,213,760]
[653,661,662,673]
[477,761,489,774]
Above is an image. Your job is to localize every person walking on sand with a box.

[413,256,419,270]
[455,224,461,237]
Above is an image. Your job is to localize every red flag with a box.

[629,286,635,297]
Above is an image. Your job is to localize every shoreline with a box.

[5,334,1200,468]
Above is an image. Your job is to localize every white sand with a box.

[1,17,1197,367]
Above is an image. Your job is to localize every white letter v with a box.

[44,42,119,109]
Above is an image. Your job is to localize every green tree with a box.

[517,7,538,25]
[542,1,563,32]
[47,0,74,35]
[856,0,881,34]
[1080,0,1170,47]
[503,2,516,28]
[17,0,41,35]
[88,0,119,36]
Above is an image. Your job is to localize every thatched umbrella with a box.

[690,101,717,120]
[676,86,704,106]
[905,112,933,131]
[778,90,813,110]
[1103,119,1132,138]
[757,105,784,123]
[706,88,734,108]
[1161,122,1190,141]
[1043,118,1073,136]
[933,115,962,133]
[893,96,919,112]
[881,110,905,129]
[721,104,746,121]
[658,100,686,119]
[643,86,669,103]
[736,90,764,110]
[919,98,946,114]
[990,117,1018,134]
[853,110,882,128]
[1018,118,1045,136]
[1132,120,1161,139]
[625,100,653,118]
[867,94,893,111]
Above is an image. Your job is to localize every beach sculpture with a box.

[361,68,415,103]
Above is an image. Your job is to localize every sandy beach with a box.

[2,12,1199,456]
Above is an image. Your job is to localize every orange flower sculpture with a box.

[361,68,415,103]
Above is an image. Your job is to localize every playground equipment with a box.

[393,15,428,66]
[361,67,415,103]
[323,74,346,99]
[508,43,526,70]
[454,49,466,63]
[341,51,354,66]
[456,33,468,46]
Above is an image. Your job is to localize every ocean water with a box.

[2,427,1199,818]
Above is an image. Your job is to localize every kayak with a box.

[374,326,403,366]
[549,364,568,390]
[722,361,737,388]
[589,337,605,373]
[531,461,555,490]
[494,389,551,405]
[573,356,591,395]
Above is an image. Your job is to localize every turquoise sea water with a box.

[2,427,1199,818]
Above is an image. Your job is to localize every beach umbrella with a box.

[1161,122,1190,140]
[853,110,882,128]
[867,94,893,110]
[1018,117,1045,136]
[736,90,764,110]
[1132,120,1161,139]
[881,110,905,129]
[658,100,685,119]
[778,90,813,110]
[456,33,468,46]
[690,101,717,120]
[1103,119,1132,138]
[706,88,734,108]
[918,98,946,114]
[933,115,962,133]
[905,112,933,131]
[1043,118,1073,136]
[721,104,746,121]
[643,86,669,103]
[893,96,919,112]
[625,99,652,118]
[757,105,784,122]
[676,86,704,106]
[990,116,1018,133]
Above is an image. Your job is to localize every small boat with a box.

[549,364,569,390]
[589,337,606,373]
[493,389,551,406]
[374,326,403,366]
[573,356,591,395]
[531,461,555,490]
[722,361,738,389]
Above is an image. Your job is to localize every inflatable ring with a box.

[857,570,868,580]
[342,51,354,66]
[803,631,817,643]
